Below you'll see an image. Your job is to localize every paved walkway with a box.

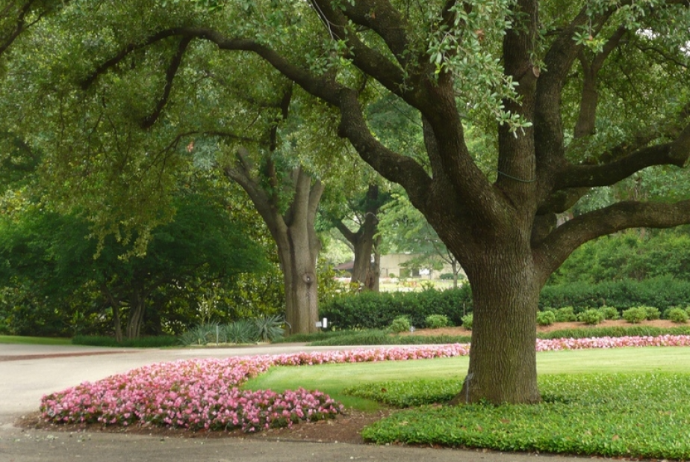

[0,343,585,462]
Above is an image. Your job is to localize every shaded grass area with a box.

[243,355,469,410]
[360,373,690,460]
[71,335,178,348]
[0,335,72,345]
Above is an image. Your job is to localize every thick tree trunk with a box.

[455,251,541,404]
[351,232,374,286]
[112,305,123,343]
[126,292,145,340]
[279,231,319,335]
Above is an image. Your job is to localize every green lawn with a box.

[244,346,690,458]
[243,346,690,409]
[0,335,72,345]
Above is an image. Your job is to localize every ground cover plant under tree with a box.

[4,0,690,404]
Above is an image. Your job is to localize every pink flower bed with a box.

[40,344,468,432]
[40,336,690,432]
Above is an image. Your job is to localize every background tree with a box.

[0,188,268,340]
[6,0,690,403]
[378,190,464,288]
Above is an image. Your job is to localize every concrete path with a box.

[0,343,584,462]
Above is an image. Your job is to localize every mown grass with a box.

[0,335,72,345]
[243,346,690,409]
[359,373,690,460]
[71,335,179,348]
[246,346,690,458]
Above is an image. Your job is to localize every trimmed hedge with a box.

[321,277,690,331]
[540,276,690,312]
[319,287,472,330]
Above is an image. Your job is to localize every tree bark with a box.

[453,250,540,404]
[335,184,381,291]
[225,162,324,335]
[125,291,145,339]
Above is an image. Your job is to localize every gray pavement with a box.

[0,343,584,461]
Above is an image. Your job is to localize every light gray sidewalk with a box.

[0,343,585,462]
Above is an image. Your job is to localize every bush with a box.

[389,316,412,333]
[554,306,576,322]
[598,306,620,320]
[461,313,473,330]
[319,287,472,330]
[536,311,556,326]
[439,273,454,280]
[425,314,451,329]
[622,307,648,324]
[644,306,661,320]
[577,309,605,325]
[665,308,689,324]
[540,276,690,312]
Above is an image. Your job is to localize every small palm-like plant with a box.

[225,320,258,344]
[254,315,285,342]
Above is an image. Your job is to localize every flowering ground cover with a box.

[40,344,468,432]
[40,336,690,436]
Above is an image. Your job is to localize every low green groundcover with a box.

[354,373,690,460]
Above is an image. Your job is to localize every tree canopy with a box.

[0,0,689,403]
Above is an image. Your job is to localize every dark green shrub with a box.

[389,316,412,333]
[554,306,576,322]
[440,273,454,280]
[623,307,648,324]
[425,314,451,328]
[461,313,473,330]
[665,308,689,324]
[319,287,471,330]
[536,311,556,326]
[598,306,620,320]
[644,306,661,320]
[540,277,690,312]
[577,309,605,325]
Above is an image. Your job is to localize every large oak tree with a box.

[8,0,690,403]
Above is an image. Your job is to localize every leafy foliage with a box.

[551,230,690,284]
[540,277,690,313]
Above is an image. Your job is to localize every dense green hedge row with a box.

[319,287,472,330]
[320,277,690,330]
[540,276,690,312]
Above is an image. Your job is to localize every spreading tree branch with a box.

[535,199,690,281]
[141,36,192,129]
[558,124,690,189]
